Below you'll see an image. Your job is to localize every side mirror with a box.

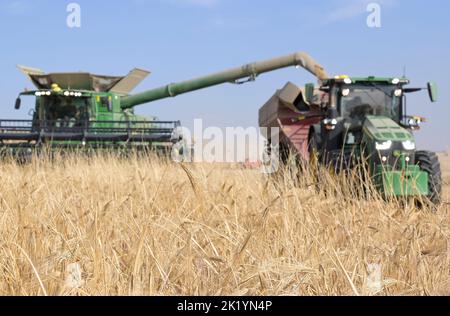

[15,97,21,110]
[427,82,438,102]
[402,115,425,131]
[305,83,315,104]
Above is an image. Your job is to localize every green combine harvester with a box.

[1,52,309,156]
[259,52,442,205]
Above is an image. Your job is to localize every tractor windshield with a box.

[41,96,90,127]
[339,84,401,123]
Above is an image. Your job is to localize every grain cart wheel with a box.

[416,151,442,206]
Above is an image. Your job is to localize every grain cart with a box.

[2,52,310,156]
[259,53,441,204]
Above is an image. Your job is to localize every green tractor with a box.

[259,53,442,204]
[2,52,309,156]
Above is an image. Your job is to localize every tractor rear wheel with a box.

[415,151,442,205]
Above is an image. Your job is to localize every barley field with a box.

[0,153,448,296]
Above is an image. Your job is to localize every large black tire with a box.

[415,151,442,205]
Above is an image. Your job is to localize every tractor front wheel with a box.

[416,151,442,205]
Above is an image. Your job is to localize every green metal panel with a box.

[363,116,414,142]
[374,165,429,197]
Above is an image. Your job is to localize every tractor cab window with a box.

[42,96,90,127]
[339,84,401,123]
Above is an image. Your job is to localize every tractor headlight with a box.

[344,78,352,84]
[323,118,338,130]
[375,140,393,151]
[402,140,416,150]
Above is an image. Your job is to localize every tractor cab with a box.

[17,87,92,128]
[311,76,438,153]
[336,77,405,124]
[318,76,438,131]
[15,84,136,128]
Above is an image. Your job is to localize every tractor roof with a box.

[17,65,150,95]
[322,76,410,86]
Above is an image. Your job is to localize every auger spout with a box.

[120,52,328,109]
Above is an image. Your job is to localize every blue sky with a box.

[0,0,449,151]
